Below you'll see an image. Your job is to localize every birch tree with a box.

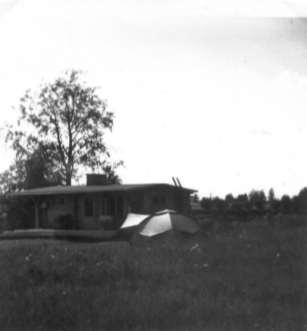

[4,70,119,185]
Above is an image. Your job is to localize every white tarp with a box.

[136,209,200,237]
[120,213,149,229]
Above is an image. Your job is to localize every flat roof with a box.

[8,183,197,197]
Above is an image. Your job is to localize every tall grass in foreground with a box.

[0,218,306,331]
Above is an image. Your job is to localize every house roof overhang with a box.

[7,183,197,197]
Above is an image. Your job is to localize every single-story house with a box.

[9,174,196,231]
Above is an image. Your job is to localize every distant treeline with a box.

[194,188,307,215]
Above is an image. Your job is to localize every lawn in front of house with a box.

[0,219,306,331]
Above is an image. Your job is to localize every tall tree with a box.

[236,193,251,210]
[268,188,275,203]
[267,188,281,213]
[280,195,292,214]
[200,197,213,211]
[0,144,64,193]
[4,70,118,186]
[297,187,307,214]
[101,160,124,185]
[249,190,266,211]
[0,143,67,230]
[225,193,234,204]
[237,193,248,203]
[212,197,227,213]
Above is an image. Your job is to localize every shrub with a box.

[5,197,35,230]
[55,214,80,230]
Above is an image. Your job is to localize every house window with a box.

[152,197,167,206]
[58,197,65,205]
[103,196,124,216]
[85,198,93,217]
[116,196,124,216]
[106,196,116,215]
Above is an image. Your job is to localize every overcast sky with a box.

[0,0,306,199]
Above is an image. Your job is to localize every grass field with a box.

[0,217,306,331]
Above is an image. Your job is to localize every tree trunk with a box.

[65,169,72,185]
[66,175,71,186]
[65,163,72,185]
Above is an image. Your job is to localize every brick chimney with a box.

[86,174,109,186]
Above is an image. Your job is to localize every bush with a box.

[55,214,80,230]
[5,197,35,230]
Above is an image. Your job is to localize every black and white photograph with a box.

[0,1,306,330]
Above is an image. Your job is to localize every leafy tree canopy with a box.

[3,69,122,186]
[248,190,266,210]
[0,143,64,193]
[225,193,234,203]
[200,197,212,211]
[280,195,292,214]
[297,187,307,213]
[237,193,248,203]
[268,188,275,202]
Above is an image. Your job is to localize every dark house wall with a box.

[129,187,191,216]
[33,186,191,230]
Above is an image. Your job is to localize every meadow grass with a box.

[0,217,306,331]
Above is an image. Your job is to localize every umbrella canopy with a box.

[136,209,200,237]
[120,213,150,229]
